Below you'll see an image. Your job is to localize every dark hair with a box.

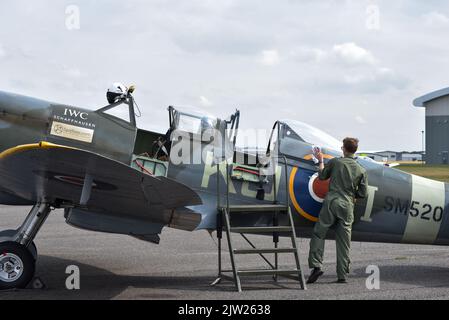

[343,137,359,154]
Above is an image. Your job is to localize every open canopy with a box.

[170,106,219,135]
[279,119,342,152]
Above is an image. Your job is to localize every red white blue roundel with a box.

[289,167,330,222]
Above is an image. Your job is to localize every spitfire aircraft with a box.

[0,86,447,290]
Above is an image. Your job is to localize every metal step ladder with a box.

[212,158,307,292]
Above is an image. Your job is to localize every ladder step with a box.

[230,226,293,233]
[234,248,296,254]
[222,205,289,213]
[238,269,301,276]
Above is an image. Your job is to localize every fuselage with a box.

[1,90,448,246]
[165,145,449,246]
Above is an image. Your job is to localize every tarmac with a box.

[1,205,449,300]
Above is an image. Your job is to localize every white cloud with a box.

[290,47,327,63]
[355,115,367,124]
[343,74,366,85]
[199,96,213,107]
[332,42,376,65]
[258,50,280,66]
[340,67,408,93]
[423,11,449,26]
[63,66,83,78]
[0,44,5,58]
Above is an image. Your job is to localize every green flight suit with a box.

[308,156,368,280]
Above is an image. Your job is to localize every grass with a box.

[396,164,449,183]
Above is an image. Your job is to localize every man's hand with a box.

[313,146,325,172]
[314,152,325,171]
[315,152,324,163]
[313,146,323,162]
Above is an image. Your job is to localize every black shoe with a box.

[336,278,348,284]
[307,268,324,284]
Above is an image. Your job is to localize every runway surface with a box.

[1,205,449,300]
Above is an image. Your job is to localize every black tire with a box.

[28,241,38,261]
[0,242,35,290]
[0,230,37,260]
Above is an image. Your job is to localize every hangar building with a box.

[358,151,423,162]
[414,87,449,165]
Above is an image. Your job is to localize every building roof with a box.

[414,87,449,107]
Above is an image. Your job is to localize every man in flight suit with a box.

[307,138,368,284]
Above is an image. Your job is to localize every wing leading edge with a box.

[0,142,203,225]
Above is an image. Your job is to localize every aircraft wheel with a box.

[28,241,38,261]
[0,230,37,260]
[0,242,35,290]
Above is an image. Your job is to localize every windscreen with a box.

[174,107,218,135]
[281,120,342,152]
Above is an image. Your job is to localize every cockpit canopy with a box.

[267,120,343,160]
[279,120,342,152]
[170,106,219,135]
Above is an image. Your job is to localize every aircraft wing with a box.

[0,142,202,223]
[386,162,400,168]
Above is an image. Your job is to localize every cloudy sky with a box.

[1,0,448,151]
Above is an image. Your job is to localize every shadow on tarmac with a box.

[2,255,449,299]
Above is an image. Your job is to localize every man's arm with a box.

[316,152,333,180]
[356,171,368,199]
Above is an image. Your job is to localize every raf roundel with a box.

[289,168,330,222]
[309,173,330,203]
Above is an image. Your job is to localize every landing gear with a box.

[0,202,51,290]
[0,242,35,289]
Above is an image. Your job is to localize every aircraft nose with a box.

[0,90,21,119]
[0,91,12,128]
[0,90,51,119]
[0,90,51,152]
[0,91,23,129]
[0,91,15,152]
